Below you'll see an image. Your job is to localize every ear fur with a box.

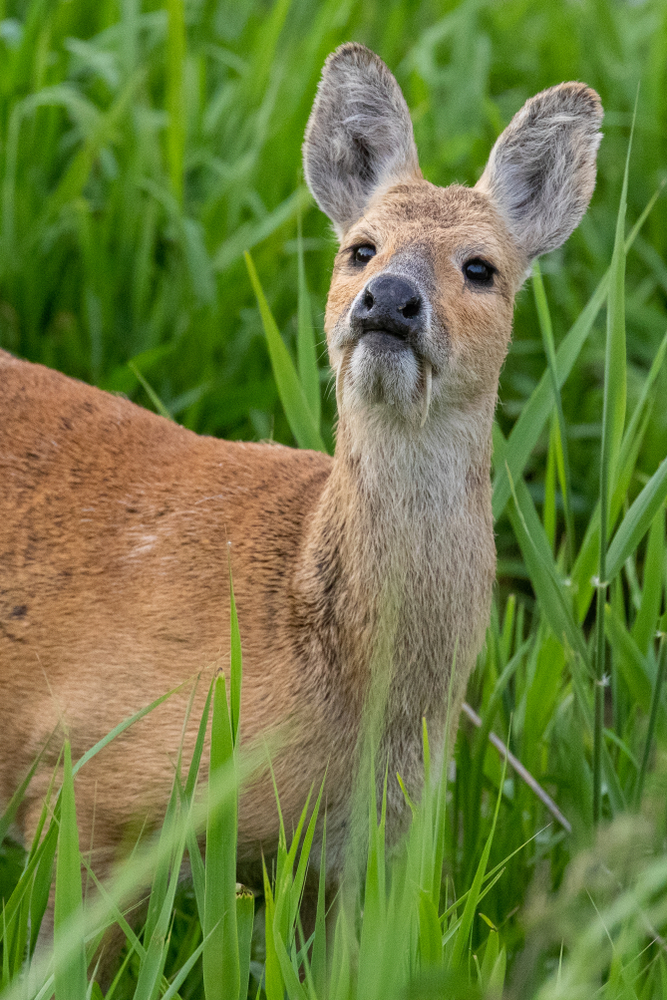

[303,43,421,238]
[476,83,603,260]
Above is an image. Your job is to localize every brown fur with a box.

[0,43,602,942]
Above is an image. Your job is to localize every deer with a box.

[0,42,602,943]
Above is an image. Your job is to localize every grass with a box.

[2,0,667,996]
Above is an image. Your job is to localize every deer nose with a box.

[351,275,423,341]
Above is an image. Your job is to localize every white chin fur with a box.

[341,339,423,421]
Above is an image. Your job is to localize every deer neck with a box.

[293,399,497,738]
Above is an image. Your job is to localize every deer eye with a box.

[463,258,495,286]
[352,244,376,265]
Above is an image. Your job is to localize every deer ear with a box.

[476,83,603,260]
[303,43,421,239]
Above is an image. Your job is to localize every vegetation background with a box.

[2,0,667,997]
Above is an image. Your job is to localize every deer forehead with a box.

[324,180,524,337]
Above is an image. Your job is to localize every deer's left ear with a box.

[475,83,603,261]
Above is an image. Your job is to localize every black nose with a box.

[350,275,423,341]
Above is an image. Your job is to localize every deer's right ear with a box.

[303,43,421,239]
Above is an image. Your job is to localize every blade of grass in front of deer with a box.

[492,184,660,521]
[73,685,183,777]
[134,789,192,1000]
[236,886,255,1000]
[532,261,576,567]
[357,761,388,1000]
[272,789,312,943]
[132,902,174,1000]
[0,732,51,845]
[262,860,286,1000]
[183,684,213,920]
[310,819,328,998]
[29,791,60,956]
[594,111,632,822]
[203,672,239,1000]
[184,680,213,801]
[290,782,325,938]
[297,211,321,428]
[80,857,146,962]
[54,741,87,1000]
[160,935,208,1000]
[228,554,243,747]
[448,735,508,971]
[1,908,8,990]
[467,639,532,832]
[245,250,327,453]
[127,360,174,420]
[7,884,29,983]
[143,780,179,945]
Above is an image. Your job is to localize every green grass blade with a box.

[214,187,311,273]
[0,733,51,845]
[297,212,321,428]
[499,438,587,665]
[160,935,208,1000]
[290,782,325,936]
[532,260,576,565]
[544,418,558,550]
[73,686,183,777]
[236,886,254,1000]
[245,250,327,452]
[311,819,328,997]
[605,456,667,584]
[166,0,186,204]
[601,113,633,507]
[631,509,665,654]
[203,673,239,1000]
[54,741,88,1000]
[571,330,667,621]
[593,111,634,824]
[143,782,179,947]
[448,729,508,970]
[228,552,243,747]
[604,603,653,712]
[46,71,144,221]
[182,684,213,922]
[262,862,285,1000]
[80,857,146,965]
[127,360,174,420]
[492,187,660,521]
[29,814,59,956]
[634,635,667,809]
[184,681,213,801]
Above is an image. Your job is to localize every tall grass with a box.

[2,0,667,997]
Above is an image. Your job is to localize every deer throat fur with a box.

[290,403,496,833]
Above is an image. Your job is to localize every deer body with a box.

[0,44,602,897]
